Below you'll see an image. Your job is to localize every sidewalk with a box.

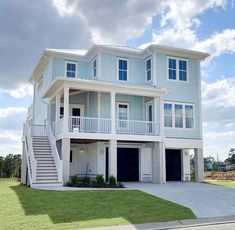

[86,215,235,230]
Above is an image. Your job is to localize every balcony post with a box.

[63,87,69,134]
[110,91,116,134]
[55,93,61,122]
[159,96,164,138]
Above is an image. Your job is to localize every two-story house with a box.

[21,44,209,188]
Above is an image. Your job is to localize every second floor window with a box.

[92,58,97,78]
[118,58,128,81]
[164,103,172,127]
[168,58,187,81]
[66,62,76,78]
[175,104,183,128]
[146,58,152,81]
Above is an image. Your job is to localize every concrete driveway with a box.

[124,182,235,218]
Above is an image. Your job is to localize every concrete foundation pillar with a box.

[181,149,191,181]
[152,142,165,184]
[194,148,204,182]
[61,138,70,185]
[109,140,117,179]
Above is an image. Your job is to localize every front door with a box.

[71,106,83,131]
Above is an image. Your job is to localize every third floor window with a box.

[168,57,187,82]
[66,62,77,78]
[118,58,128,81]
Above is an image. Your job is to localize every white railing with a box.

[68,116,111,133]
[47,125,63,183]
[31,124,47,136]
[116,119,160,136]
[25,122,37,184]
[55,118,63,135]
[27,104,33,118]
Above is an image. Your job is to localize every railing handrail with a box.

[47,125,63,183]
[68,116,111,121]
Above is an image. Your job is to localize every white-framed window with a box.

[117,58,128,81]
[117,103,129,129]
[164,103,173,127]
[185,105,194,128]
[145,58,152,82]
[92,58,97,78]
[164,102,194,129]
[167,57,188,82]
[65,61,77,78]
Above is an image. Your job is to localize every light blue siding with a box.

[156,53,201,139]
[52,58,91,81]
[100,93,110,118]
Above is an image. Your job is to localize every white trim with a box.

[165,137,203,149]
[164,101,195,130]
[117,57,129,82]
[97,92,100,118]
[167,56,188,82]
[65,61,78,78]
[145,57,152,82]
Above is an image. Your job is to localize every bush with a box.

[96,174,105,187]
[71,175,78,187]
[83,176,91,187]
[109,175,117,187]
[190,168,195,182]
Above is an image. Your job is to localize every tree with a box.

[225,148,235,165]
[0,156,4,177]
[1,154,21,178]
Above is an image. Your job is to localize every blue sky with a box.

[0,0,235,161]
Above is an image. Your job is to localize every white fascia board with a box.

[164,137,203,149]
[43,78,168,100]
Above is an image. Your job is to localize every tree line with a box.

[0,154,21,178]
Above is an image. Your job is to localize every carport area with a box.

[124,182,235,218]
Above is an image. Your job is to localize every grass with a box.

[205,179,235,188]
[0,179,195,229]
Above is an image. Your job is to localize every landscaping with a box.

[205,179,235,188]
[69,174,123,188]
[0,178,195,229]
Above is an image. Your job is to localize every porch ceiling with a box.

[43,78,167,100]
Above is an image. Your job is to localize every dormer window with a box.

[118,58,128,81]
[168,57,187,82]
[145,58,152,82]
[66,62,77,78]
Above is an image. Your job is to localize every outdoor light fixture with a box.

[80,147,84,153]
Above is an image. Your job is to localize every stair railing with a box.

[25,121,37,184]
[47,124,63,183]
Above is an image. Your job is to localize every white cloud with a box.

[202,78,235,127]
[0,107,27,118]
[0,84,33,99]
[52,0,76,17]
[0,130,22,142]
[204,131,235,140]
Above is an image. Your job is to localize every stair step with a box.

[36,177,58,181]
[35,155,53,158]
[37,163,56,167]
[37,169,57,173]
[37,166,57,170]
[35,180,59,183]
[37,173,58,177]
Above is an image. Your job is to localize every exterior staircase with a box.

[32,136,61,185]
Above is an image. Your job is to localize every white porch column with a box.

[110,91,116,134]
[63,87,69,133]
[21,143,27,184]
[61,138,70,185]
[182,149,191,181]
[152,142,165,184]
[109,139,117,179]
[55,93,61,122]
[194,148,204,182]
[154,96,164,137]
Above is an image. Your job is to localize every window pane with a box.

[118,104,128,128]
[169,59,176,69]
[175,104,183,128]
[93,59,96,68]
[169,69,176,80]
[146,59,151,70]
[179,71,187,81]
[179,60,187,70]
[119,59,127,70]
[147,70,151,81]
[185,105,193,128]
[164,103,172,127]
[67,71,75,78]
[67,63,76,71]
[119,70,127,81]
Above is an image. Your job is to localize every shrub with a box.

[109,175,117,187]
[96,174,105,187]
[83,176,91,187]
[190,168,195,182]
[71,175,78,187]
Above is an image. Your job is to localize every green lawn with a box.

[0,179,195,229]
[205,180,235,188]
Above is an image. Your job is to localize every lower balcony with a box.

[52,116,160,140]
